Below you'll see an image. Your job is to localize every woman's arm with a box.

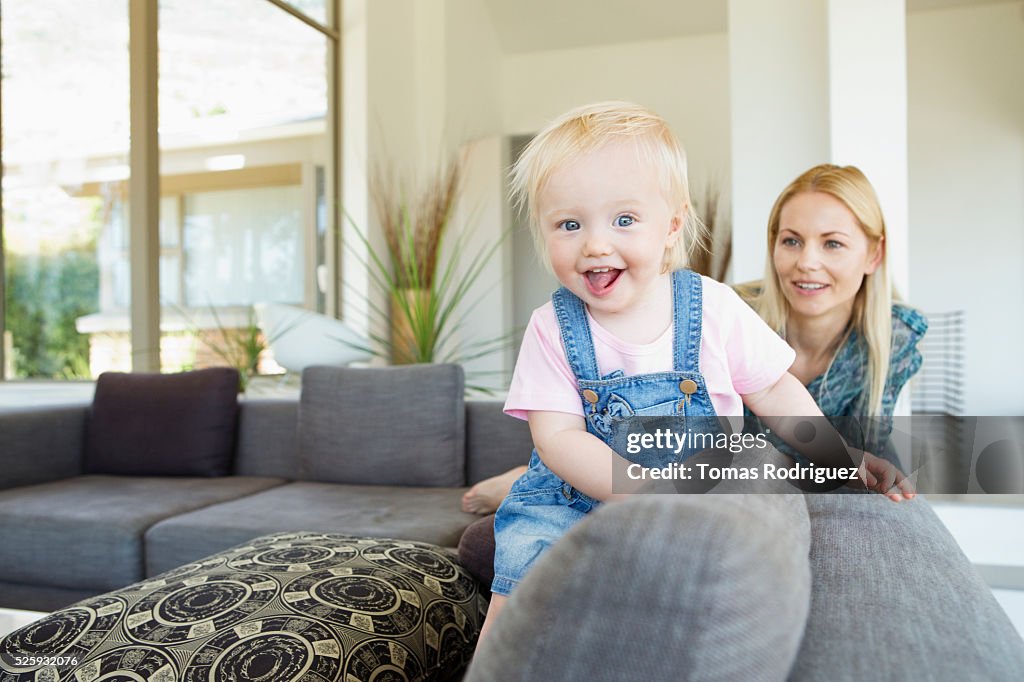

[527,410,644,502]
[743,372,915,501]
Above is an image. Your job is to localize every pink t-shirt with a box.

[504,276,795,420]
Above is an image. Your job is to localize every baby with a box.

[480,101,910,641]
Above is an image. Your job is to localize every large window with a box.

[1,0,338,379]
[1,0,129,379]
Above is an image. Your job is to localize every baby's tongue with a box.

[587,269,619,291]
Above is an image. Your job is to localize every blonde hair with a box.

[756,164,892,416]
[509,101,704,273]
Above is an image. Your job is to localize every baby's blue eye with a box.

[615,215,634,227]
[560,220,581,232]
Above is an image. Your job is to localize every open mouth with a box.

[585,267,622,296]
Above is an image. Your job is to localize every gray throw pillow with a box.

[84,368,240,477]
[298,364,466,486]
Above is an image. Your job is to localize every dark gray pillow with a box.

[84,368,240,476]
[299,364,465,486]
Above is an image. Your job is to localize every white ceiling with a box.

[481,0,1016,54]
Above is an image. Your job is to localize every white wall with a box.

[445,0,504,149]
[907,2,1024,415]
[493,4,1024,412]
[347,1,1024,411]
[500,33,733,202]
[728,0,829,282]
[341,0,510,374]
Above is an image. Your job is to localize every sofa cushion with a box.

[0,532,487,681]
[85,368,241,476]
[465,400,533,484]
[790,493,1024,680]
[144,482,479,575]
[298,364,466,486]
[0,475,285,592]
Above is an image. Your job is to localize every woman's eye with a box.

[615,215,635,227]
[781,237,800,247]
[559,219,580,232]
[825,240,844,249]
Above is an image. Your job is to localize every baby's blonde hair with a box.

[509,101,702,273]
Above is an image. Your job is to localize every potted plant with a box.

[344,152,514,392]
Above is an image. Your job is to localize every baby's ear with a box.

[666,204,687,245]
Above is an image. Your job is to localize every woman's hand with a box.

[854,450,916,502]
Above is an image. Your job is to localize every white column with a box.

[729,0,909,295]
[828,0,909,296]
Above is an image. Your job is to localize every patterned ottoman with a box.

[0,532,487,681]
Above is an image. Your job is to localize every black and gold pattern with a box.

[0,532,487,681]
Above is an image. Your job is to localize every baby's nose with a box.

[583,233,614,256]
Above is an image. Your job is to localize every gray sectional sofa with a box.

[0,365,530,612]
[3,363,1024,681]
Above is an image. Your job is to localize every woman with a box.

[744,163,927,461]
[462,163,926,516]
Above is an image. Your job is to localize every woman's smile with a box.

[790,280,831,296]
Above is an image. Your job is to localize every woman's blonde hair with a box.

[756,164,892,415]
[509,101,704,273]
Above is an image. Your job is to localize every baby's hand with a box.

[854,450,916,502]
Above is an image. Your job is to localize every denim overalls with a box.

[491,269,719,596]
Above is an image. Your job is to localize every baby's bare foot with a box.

[461,466,527,514]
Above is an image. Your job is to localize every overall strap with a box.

[552,287,601,382]
[672,269,704,373]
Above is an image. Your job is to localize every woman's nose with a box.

[796,246,821,271]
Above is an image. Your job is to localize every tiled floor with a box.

[0,608,45,637]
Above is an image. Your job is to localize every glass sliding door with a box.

[1,0,130,379]
[1,0,337,380]
[153,0,329,374]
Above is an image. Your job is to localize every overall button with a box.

[582,389,599,404]
[679,379,698,395]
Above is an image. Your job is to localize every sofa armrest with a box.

[0,406,87,490]
[792,494,1024,680]
[466,494,812,681]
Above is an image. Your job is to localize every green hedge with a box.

[5,248,98,378]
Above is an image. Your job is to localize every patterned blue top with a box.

[807,304,929,420]
[745,302,928,457]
